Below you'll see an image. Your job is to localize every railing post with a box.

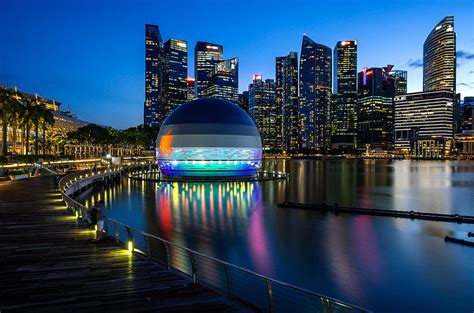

[321,298,333,313]
[113,221,119,243]
[164,242,171,269]
[189,251,197,284]
[266,279,274,313]
[104,219,109,236]
[126,226,133,253]
[143,233,151,257]
[224,264,233,299]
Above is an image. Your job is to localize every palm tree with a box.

[0,86,21,156]
[51,133,67,156]
[41,108,55,155]
[30,104,47,156]
[22,97,38,155]
[7,98,25,154]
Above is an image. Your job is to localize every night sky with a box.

[2,0,473,129]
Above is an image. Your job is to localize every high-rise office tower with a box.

[387,68,407,95]
[331,40,358,150]
[185,77,195,101]
[357,67,395,150]
[204,58,239,102]
[358,67,395,97]
[248,75,278,151]
[462,97,474,131]
[423,16,456,93]
[299,35,332,151]
[394,91,455,151]
[161,39,188,122]
[276,52,299,152]
[359,68,397,97]
[238,91,249,113]
[144,24,163,128]
[194,42,224,98]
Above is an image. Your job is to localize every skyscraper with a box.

[331,40,357,150]
[357,67,395,150]
[276,52,299,152]
[238,91,249,113]
[423,16,456,93]
[185,77,195,101]
[394,91,455,151]
[299,35,332,151]
[248,75,278,151]
[204,57,239,102]
[462,97,474,131]
[194,42,224,98]
[358,68,388,97]
[144,24,162,128]
[161,38,188,122]
[388,69,407,95]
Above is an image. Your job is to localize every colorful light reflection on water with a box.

[80,159,474,312]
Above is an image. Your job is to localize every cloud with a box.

[457,50,474,60]
[406,51,473,69]
[407,59,423,68]
[457,82,474,89]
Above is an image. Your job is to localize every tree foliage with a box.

[67,124,158,149]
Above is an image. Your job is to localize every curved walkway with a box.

[0,175,252,312]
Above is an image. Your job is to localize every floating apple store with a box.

[156,98,262,177]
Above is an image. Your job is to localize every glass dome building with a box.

[156,98,262,177]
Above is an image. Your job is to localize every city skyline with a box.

[2,0,473,128]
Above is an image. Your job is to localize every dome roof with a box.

[162,98,255,126]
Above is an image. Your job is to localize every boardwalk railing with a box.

[58,169,371,313]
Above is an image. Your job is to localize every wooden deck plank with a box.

[0,175,253,312]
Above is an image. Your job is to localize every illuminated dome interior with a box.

[156,98,262,177]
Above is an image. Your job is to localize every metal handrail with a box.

[58,165,144,223]
[126,166,289,182]
[58,166,371,313]
[104,217,369,312]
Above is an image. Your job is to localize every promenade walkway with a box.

[0,175,252,312]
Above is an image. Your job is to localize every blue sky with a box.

[2,0,473,129]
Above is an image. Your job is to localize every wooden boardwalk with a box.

[0,175,252,312]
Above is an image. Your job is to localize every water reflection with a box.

[79,159,474,312]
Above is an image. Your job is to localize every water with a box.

[80,159,474,312]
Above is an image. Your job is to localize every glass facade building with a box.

[462,97,474,131]
[423,16,456,93]
[144,24,163,128]
[394,91,455,150]
[248,75,278,151]
[194,42,224,98]
[357,67,396,150]
[185,77,195,101]
[162,39,188,125]
[204,58,239,103]
[357,96,394,151]
[299,35,332,151]
[238,91,249,113]
[331,40,358,149]
[156,98,262,177]
[389,69,408,95]
[276,52,299,152]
